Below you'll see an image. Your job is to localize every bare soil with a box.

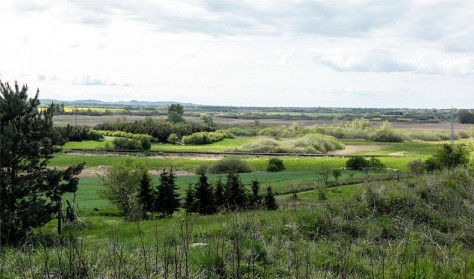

[328,145,382,155]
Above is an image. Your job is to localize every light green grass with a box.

[151,138,254,152]
[50,154,412,172]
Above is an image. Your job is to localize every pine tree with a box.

[265,186,278,210]
[214,177,225,210]
[0,81,84,245]
[138,172,154,216]
[183,183,196,213]
[250,179,262,208]
[194,174,217,215]
[225,173,248,211]
[155,168,180,217]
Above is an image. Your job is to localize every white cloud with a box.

[0,0,473,107]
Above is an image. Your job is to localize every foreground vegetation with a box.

[2,169,474,277]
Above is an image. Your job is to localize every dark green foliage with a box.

[332,168,342,182]
[0,81,84,245]
[167,104,184,123]
[154,169,180,217]
[266,158,285,172]
[458,109,474,124]
[264,186,278,210]
[183,185,196,214]
[193,174,217,215]
[138,173,154,215]
[140,138,151,150]
[249,180,262,208]
[112,137,143,150]
[433,144,469,170]
[208,157,252,174]
[224,173,248,210]
[345,156,385,171]
[53,125,104,143]
[345,156,369,170]
[214,178,225,209]
[95,118,211,143]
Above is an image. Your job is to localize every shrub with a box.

[407,159,425,175]
[140,138,151,150]
[167,133,180,144]
[346,156,385,171]
[346,156,369,170]
[266,158,285,172]
[182,132,229,145]
[208,157,252,174]
[113,138,143,150]
[239,134,344,154]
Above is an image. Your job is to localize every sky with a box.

[0,0,473,108]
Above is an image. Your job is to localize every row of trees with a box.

[95,118,212,143]
[100,161,278,220]
[184,173,277,215]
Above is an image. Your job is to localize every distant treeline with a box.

[458,109,474,124]
[94,118,213,142]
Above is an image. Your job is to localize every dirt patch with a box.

[77,167,195,178]
[328,145,382,155]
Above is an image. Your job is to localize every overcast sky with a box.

[1,0,473,108]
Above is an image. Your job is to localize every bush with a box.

[208,157,252,174]
[267,158,285,172]
[407,159,425,175]
[239,134,344,154]
[113,138,143,150]
[345,156,369,170]
[167,133,180,144]
[182,132,230,145]
[346,156,385,171]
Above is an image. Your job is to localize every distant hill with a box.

[39,99,199,107]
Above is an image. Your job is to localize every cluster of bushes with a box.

[196,157,253,174]
[111,137,151,151]
[407,143,470,174]
[184,173,277,215]
[239,133,344,154]
[345,156,385,171]
[95,118,212,143]
[91,130,154,141]
[182,131,233,145]
[53,125,104,143]
[458,109,474,124]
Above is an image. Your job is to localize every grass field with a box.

[50,153,412,172]
[150,138,254,152]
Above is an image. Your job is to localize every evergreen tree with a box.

[155,168,180,217]
[183,183,196,213]
[214,177,225,209]
[0,81,84,245]
[194,174,217,214]
[265,186,278,210]
[224,173,248,211]
[138,172,154,216]
[250,179,262,208]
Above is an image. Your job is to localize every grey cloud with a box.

[444,34,474,53]
[62,0,408,37]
